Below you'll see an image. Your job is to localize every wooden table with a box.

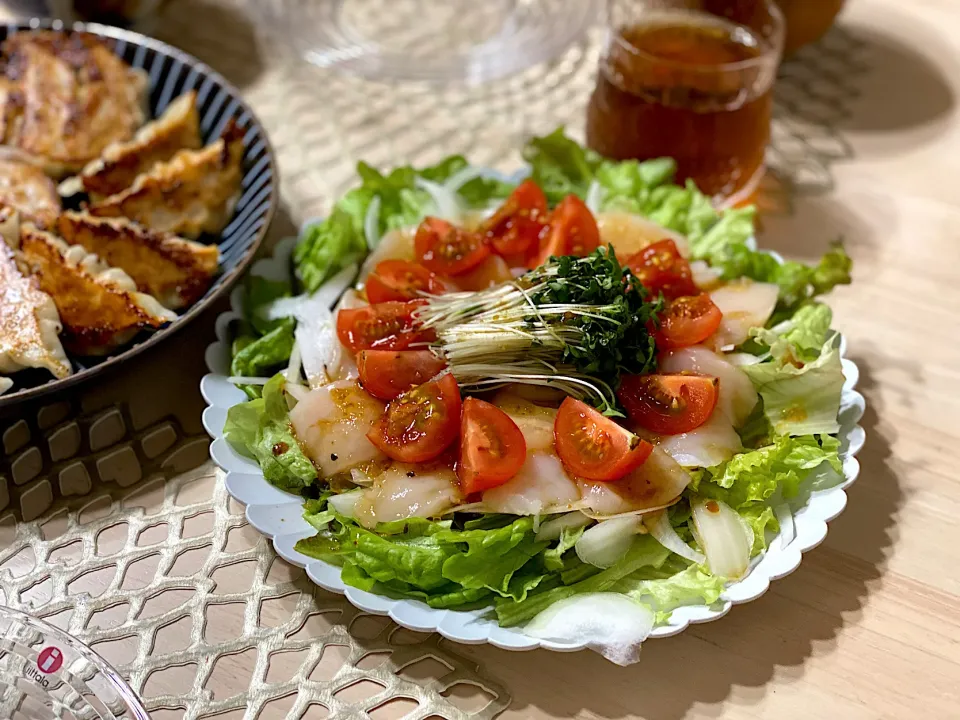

[459,1,960,717]
[1,0,958,717]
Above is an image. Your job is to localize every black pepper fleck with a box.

[406,471,415,477]
[330,453,338,461]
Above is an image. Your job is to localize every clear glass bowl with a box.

[253,0,601,84]
[0,606,148,719]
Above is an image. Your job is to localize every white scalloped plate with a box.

[201,233,866,655]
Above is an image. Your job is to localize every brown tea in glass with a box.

[586,0,784,204]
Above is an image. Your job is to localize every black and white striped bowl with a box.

[0,18,278,409]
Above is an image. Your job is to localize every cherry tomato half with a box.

[357,349,448,400]
[530,195,600,268]
[336,300,433,353]
[653,295,724,350]
[553,397,653,481]
[482,180,548,260]
[365,260,446,304]
[625,239,698,300]
[458,397,527,494]
[617,373,719,435]
[367,374,462,463]
[415,217,490,276]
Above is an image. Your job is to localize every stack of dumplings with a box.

[0,30,244,396]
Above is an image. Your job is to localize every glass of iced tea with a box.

[586,0,784,205]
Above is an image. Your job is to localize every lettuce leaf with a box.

[223,374,317,492]
[739,505,779,555]
[543,525,587,572]
[230,318,296,398]
[294,206,369,293]
[435,519,549,599]
[523,127,604,203]
[296,514,551,607]
[494,535,671,627]
[687,206,757,263]
[764,303,834,363]
[699,435,842,508]
[742,336,844,437]
[246,275,292,336]
[613,557,725,612]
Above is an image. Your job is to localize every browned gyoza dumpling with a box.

[0,210,71,380]
[57,211,220,310]
[62,90,202,200]
[0,31,148,176]
[13,224,176,356]
[0,158,60,227]
[88,120,244,239]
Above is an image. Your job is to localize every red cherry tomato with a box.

[336,300,433,352]
[365,260,446,304]
[458,397,527,494]
[553,397,653,481]
[453,254,513,291]
[530,195,600,268]
[652,295,724,350]
[482,180,548,260]
[617,373,719,435]
[356,349,447,400]
[414,217,490,276]
[625,239,698,300]
[367,374,462,463]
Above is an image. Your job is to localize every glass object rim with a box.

[0,604,150,719]
[605,0,786,74]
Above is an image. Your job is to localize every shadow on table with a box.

[483,354,904,719]
[152,0,265,91]
[757,189,888,272]
[836,20,956,148]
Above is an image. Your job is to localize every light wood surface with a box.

[458,1,960,717]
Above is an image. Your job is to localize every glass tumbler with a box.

[586,0,784,205]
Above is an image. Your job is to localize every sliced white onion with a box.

[690,260,723,291]
[285,339,302,384]
[724,352,763,367]
[708,280,779,349]
[360,229,415,280]
[525,593,655,666]
[364,195,382,250]
[690,498,751,580]
[584,180,604,214]
[350,468,374,487]
[284,383,308,403]
[775,502,795,549]
[227,376,271,385]
[645,510,706,565]
[329,489,363,519]
[575,516,644,569]
[265,263,358,322]
[415,176,462,222]
[535,511,594,543]
[443,165,487,194]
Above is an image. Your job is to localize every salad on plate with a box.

[222,129,853,664]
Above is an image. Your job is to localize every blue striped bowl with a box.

[0,18,278,409]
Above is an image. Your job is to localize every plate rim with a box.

[0,17,279,410]
[201,229,867,656]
